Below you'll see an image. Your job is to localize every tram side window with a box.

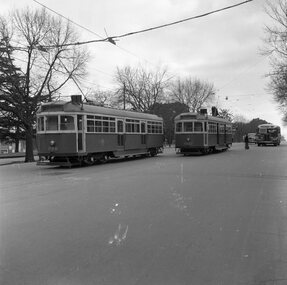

[159,124,163,134]
[141,122,146,133]
[219,124,225,134]
[176,122,182,132]
[37,117,44,131]
[183,122,193,132]
[46,116,58,131]
[87,119,95,132]
[226,125,232,134]
[103,119,109,133]
[60,116,74,130]
[147,121,163,134]
[126,119,140,133]
[117,120,124,133]
[102,117,115,133]
[110,119,116,133]
[87,115,116,133]
[208,123,217,134]
[194,122,203,132]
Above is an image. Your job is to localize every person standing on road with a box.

[244,134,249,150]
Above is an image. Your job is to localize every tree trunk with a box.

[25,126,35,162]
[15,138,19,153]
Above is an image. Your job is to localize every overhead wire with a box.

[28,0,255,101]
[33,0,253,49]
[32,0,103,39]
[30,0,255,93]
[32,0,155,66]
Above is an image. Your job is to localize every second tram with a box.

[174,111,233,155]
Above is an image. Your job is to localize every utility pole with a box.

[123,82,126,110]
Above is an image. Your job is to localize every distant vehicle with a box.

[174,110,233,155]
[247,133,256,143]
[256,124,281,146]
[36,95,164,166]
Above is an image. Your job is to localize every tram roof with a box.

[174,112,231,123]
[38,101,163,121]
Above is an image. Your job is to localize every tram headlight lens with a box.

[50,140,56,147]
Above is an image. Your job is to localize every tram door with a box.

[204,122,208,146]
[216,123,220,144]
[117,119,125,150]
[141,121,147,146]
[77,115,85,152]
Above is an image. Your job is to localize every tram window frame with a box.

[126,119,140,133]
[176,122,182,133]
[219,124,225,134]
[95,120,102,132]
[226,124,232,134]
[194,122,203,132]
[141,122,146,134]
[147,121,163,134]
[183,121,193,132]
[60,115,75,131]
[37,116,45,132]
[87,119,95,132]
[103,121,109,133]
[46,115,59,131]
[117,120,124,133]
[208,123,217,134]
[86,115,116,133]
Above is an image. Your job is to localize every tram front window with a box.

[176,122,182,132]
[194,122,203,132]
[46,116,59,131]
[184,122,193,132]
[60,115,75,130]
[37,117,44,132]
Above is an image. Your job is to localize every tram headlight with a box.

[50,140,56,147]
[186,137,190,142]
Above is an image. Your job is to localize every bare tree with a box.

[0,8,89,162]
[218,108,233,122]
[169,77,215,112]
[114,65,169,112]
[263,0,287,122]
[85,88,117,107]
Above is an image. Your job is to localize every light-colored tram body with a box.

[36,96,164,166]
[174,112,232,155]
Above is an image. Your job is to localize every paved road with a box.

[1,143,287,285]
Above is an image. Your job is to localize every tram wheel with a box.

[100,154,108,163]
[149,149,157,157]
[200,148,208,155]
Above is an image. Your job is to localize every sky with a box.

[1,0,287,138]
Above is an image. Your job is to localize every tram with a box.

[174,109,233,155]
[256,124,281,146]
[36,95,164,166]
